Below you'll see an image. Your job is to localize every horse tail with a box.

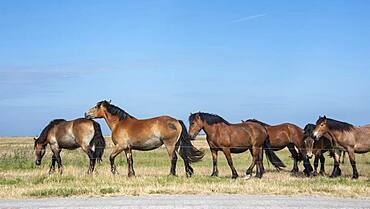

[177,120,204,163]
[263,137,286,168]
[90,120,106,162]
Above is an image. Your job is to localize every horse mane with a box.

[318,117,354,132]
[35,119,66,145]
[189,112,230,125]
[245,119,270,126]
[98,100,135,120]
[303,123,316,138]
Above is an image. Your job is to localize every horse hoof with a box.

[255,174,262,179]
[231,174,238,179]
[128,172,135,177]
[211,173,218,177]
[291,169,298,173]
[352,174,359,179]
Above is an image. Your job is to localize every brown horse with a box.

[85,100,204,177]
[303,123,346,176]
[313,116,370,179]
[303,123,333,175]
[188,112,285,179]
[244,119,312,175]
[34,118,106,174]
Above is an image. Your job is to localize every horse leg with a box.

[246,148,255,176]
[259,148,265,174]
[319,154,325,175]
[50,144,63,174]
[222,148,238,179]
[210,149,219,177]
[49,154,57,175]
[341,151,345,164]
[55,151,62,175]
[287,144,299,174]
[164,141,177,176]
[124,147,135,177]
[254,147,263,178]
[347,148,358,179]
[312,155,319,176]
[87,148,96,174]
[330,150,341,178]
[110,145,124,175]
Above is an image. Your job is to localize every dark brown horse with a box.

[34,118,106,174]
[313,116,370,179]
[303,124,346,176]
[188,112,285,179]
[244,119,312,175]
[303,123,333,175]
[85,100,204,177]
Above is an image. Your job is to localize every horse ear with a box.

[241,120,245,123]
[33,137,37,141]
[108,99,112,104]
[323,115,327,119]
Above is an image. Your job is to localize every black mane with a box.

[189,112,230,125]
[98,100,135,120]
[35,119,66,145]
[317,117,354,132]
[303,123,316,139]
[245,119,270,126]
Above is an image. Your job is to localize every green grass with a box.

[0,136,369,199]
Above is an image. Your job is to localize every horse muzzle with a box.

[35,160,41,166]
[84,112,93,119]
[312,131,321,140]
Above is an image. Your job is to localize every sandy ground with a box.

[1,194,369,209]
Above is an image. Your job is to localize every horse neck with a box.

[202,122,222,138]
[102,111,122,131]
[327,129,347,144]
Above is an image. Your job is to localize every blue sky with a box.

[0,1,369,136]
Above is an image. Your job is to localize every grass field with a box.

[0,136,369,199]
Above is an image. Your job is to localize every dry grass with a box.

[0,136,369,199]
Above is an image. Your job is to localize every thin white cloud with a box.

[232,14,267,23]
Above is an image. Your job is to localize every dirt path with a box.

[1,194,369,209]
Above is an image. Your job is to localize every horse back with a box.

[352,125,370,153]
[113,116,181,146]
[51,118,95,149]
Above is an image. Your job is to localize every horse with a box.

[303,123,333,175]
[34,118,106,174]
[243,119,312,175]
[188,112,285,179]
[313,116,370,179]
[84,100,204,177]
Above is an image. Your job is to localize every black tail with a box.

[264,138,286,169]
[90,121,106,162]
[177,120,205,163]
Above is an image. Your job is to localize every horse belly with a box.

[230,147,249,153]
[57,135,79,149]
[132,137,164,151]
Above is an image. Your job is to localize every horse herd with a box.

[33,100,370,179]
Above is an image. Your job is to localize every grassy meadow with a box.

[0,136,369,199]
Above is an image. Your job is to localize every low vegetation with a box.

[0,137,369,199]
